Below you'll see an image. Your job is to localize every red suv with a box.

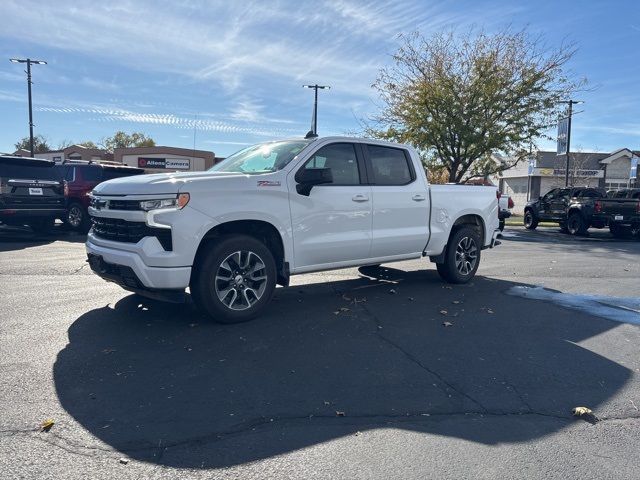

[56,162,144,231]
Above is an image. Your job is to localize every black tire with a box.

[190,235,276,324]
[29,218,55,234]
[609,224,627,239]
[498,219,505,231]
[567,212,588,236]
[66,202,90,232]
[524,210,538,230]
[631,225,640,240]
[436,226,481,284]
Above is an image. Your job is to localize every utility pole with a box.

[558,99,583,187]
[303,84,330,137]
[10,58,47,157]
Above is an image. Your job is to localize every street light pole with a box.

[10,58,47,157]
[558,99,583,187]
[303,84,330,137]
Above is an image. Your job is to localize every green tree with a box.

[14,135,51,154]
[101,131,155,153]
[77,141,98,149]
[368,29,584,182]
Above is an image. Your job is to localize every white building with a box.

[114,146,216,172]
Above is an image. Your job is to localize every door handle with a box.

[352,194,369,202]
[412,194,426,201]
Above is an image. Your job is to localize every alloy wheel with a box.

[68,206,83,227]
[214,250,268,311]
[455,236,478,276]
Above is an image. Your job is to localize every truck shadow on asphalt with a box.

[54,267,632,468]
[0,225,85,251]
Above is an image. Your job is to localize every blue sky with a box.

[1,0,638,157]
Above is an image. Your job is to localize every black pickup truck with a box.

[592,189,640,238]
[523,187,607,235]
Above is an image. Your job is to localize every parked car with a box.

[56,162,144,231]
[523,187,606,235]
[592,189,640,238]
[498,193,514,231]
[86,136,501,323]
[0,155,66,233]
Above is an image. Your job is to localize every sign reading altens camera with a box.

[137,157,191,170]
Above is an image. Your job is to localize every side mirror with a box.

[295,167,333,196]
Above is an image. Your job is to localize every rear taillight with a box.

[636,201,640,214]
[496,190,501,199]
[508,197,514,209]
[594,200,602,214]
[63,180,69,197]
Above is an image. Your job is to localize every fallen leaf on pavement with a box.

[102,349,116,354]
[336,411,345,417]
[342,294,352,301]
[408,297,415,301]
[40,419,54,432]
[389,289,397,295]
[440,310,448,315]
[452,300,461,304]
[572,406,599,424]
[324,401,331,406]
[442,321,453,327]
[119,458,129,465]
[339,307,350,312]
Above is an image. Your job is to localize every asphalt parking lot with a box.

[1,225,639,480]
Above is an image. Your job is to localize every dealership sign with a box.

[138,157,191,170]
[532,167,604,178]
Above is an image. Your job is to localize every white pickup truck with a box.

[87,137,500,323]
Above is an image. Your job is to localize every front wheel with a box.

[436,226,481,284]
[190,235,276,323]
[524,210,538,230]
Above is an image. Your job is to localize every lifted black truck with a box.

[523,187,606,235]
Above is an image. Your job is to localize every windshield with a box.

[210,140,311,174]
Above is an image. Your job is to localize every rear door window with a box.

[102,168,143,181]
[0,161,61,181]
[366,145,414,185]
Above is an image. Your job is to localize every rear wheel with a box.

[66,202,90,232]
[567,212,588,236]
[524,210,538,230]
[191,235,276,323]
[436,226,481,284]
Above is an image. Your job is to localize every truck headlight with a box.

[139,193,190,211]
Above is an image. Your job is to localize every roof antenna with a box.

[303,84,330,138]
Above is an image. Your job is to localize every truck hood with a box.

[92,171,246,196]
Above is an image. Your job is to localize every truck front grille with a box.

[90,217,172,251]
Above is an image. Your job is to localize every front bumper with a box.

[86,237,191,290]
[87,253,186,302]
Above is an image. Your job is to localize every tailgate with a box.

[599,198,638,218]
[1,179,65,209]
